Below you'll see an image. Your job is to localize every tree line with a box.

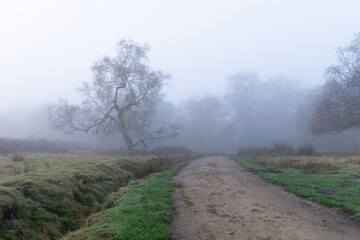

[49,33,360,153]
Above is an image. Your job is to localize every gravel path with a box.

[170,156,360,240]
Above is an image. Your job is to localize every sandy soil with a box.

[170,156,360,240]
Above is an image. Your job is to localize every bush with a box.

[150,146,190,155]
[23,161,32,173]
[237,143,296,157]
[272,142,295,155]
[237,147,271,157]
[297,143,315,156]
[11,153,26,162]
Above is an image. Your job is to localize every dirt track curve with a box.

[170,156,360,240]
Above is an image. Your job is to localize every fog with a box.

[1,1,360,152]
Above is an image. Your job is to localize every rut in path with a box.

[170,156,360,240]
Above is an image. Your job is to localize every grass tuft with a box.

[184,195,193,206]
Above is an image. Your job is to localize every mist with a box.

[1,0,360,152]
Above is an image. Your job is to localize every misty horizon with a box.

[1,1,360,151]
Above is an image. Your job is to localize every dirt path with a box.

[170,156,360,240]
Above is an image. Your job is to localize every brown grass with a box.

[0,152,119,177]
[238,143,316,157]
[253,155,344,173]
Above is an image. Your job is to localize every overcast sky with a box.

[0,0,359,112]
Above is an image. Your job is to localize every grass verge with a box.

[64,161,189,240]
[0,154,190,240]
[231,155,360,216]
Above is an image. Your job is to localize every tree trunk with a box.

[117,111,134,154]
[123,134,134,155]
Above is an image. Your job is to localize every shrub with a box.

[7,166,20,175]
[237,143,296,157]
[272,142,295,155]
[237,147,271,157]
[44,161,50,168]
[23,161,32,173]
[297,143,315,156]
[150,146,190,155]
[11,153,26,162]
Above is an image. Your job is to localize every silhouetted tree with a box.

[180,94,225,150]
[49,39,179,154]
[311,33,360,134]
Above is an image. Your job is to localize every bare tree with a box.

[311,33,360,134]
[180,94,226,150]
[49,39,178,154]
[224,72,305,146]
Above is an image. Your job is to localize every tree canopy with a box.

[49,39,177,154]
[311,33,360,135]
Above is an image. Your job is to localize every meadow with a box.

[232,152,360,217]
[0,152,191,240]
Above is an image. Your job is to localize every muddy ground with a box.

[170,156,360,240]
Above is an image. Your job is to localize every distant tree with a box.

[49,39,179,154]
[180,94,225,150]
[311,33,360,134]
[225,72,305,146]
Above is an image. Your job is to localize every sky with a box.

[0,0,360,112]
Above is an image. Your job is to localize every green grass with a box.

[183,196,193,207]
[171,182,182,188]
[64,161,189,240]
[231,155,360,216]
[0,153,190,240]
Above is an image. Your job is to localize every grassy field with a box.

[231,155,360,216]
[64,161,188,240]
[0,152,190,240]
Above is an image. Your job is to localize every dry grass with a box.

[250,155,359,173]
[238,143,316,157]
[0,152,197,179]
[0,152,122,178]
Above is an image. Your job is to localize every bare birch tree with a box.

[49,39,178,154]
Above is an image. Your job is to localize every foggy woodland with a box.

[3,2,360,240]
[1,2,360,153]
[2,32,360,153]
